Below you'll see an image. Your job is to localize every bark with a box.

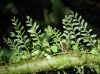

[0,52,100,74]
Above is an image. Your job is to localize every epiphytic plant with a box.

[62,13,97,51]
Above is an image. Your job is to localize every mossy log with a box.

[0,52,100,74]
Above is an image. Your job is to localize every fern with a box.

[63,13,97,51]
[62,14,80,50]
[44,26,61,45]
[4,17,30,52]
[4,17,31,63]
[26,16,41,50]
[11,17,30,53]
[26,16,61,58]
[44,26,62,53]
[75,13,97,48]
[3,12,98,63]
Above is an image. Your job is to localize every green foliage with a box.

[4,17,31,63]
[2,12,100,74]
[26,16,41,50]
[51,45,58,53]
[62,13,97,51]
[4,16,62,63]
[3,13,99,63]
[4,17,30,52]
[44,26,61,46]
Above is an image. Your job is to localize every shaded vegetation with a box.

[0,12,100,74]
[0,0,100,74]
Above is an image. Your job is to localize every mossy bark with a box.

[0,52,100,74]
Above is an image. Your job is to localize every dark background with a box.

[0,0,100,46]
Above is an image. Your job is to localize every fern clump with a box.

[62,13,97,51]
[3,12,99,63]
[4,16,62,63]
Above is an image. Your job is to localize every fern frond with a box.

[26,16,41,49]
[74,13,97,48]
[10,17,30,53]
[62,12,97,50]
[44,26,61,45]
[43,26,62,53]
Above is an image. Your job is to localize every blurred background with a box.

[0,0,100,47]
